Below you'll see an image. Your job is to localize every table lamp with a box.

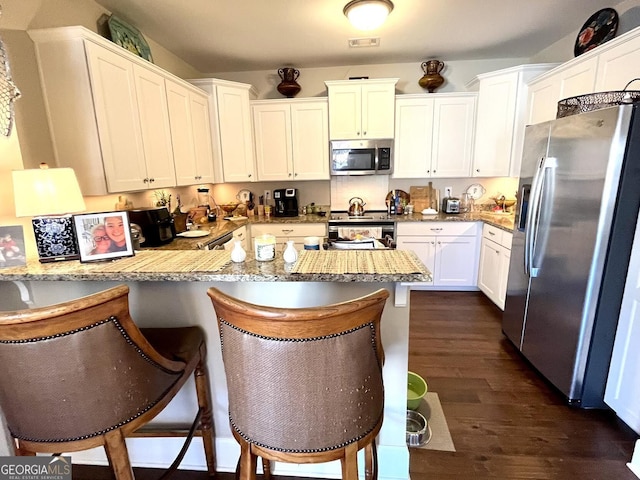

[12,163,86,262]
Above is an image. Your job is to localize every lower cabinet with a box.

[250,223,326,254]
[232,225,248,250]
[477,224,512,309]
[396,222,480,287]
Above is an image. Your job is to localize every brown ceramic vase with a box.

[419,60,445,93]
[277,67,301,98]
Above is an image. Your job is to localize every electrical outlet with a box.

[445,186,452,198]
[263,190,271,203]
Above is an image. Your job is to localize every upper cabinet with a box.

[527,26,640,125]
[28,26,217,195]
[252,98,329,181]
[190,79,257,183]
[468,64,556,178]
[165,80,216,186]
[325,79,398,140]
[393,93,476,179]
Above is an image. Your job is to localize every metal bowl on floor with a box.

[406,410,430,447]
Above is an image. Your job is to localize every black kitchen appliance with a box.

[274,188,299,217]
[127,207,176,247]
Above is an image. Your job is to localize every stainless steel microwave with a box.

[330,139,393,175]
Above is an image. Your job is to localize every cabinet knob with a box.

[294,173,298,177]
[143,178,149,183]
[248,174,252,178]
[426,170,430,173]
[433,170,436,173]
[476,169,480,173]
[149,178,155,183]
[357,131,360,136]
[363,131,367,136]
[288,173,292,177]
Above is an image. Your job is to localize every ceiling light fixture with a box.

[344,0,394,31]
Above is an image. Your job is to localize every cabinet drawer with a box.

[397,221,479,237]
[251,223,326,238]
[482,224,504,244]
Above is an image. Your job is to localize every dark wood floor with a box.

[75,291,638,480]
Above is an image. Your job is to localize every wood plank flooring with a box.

[74,291,638,480]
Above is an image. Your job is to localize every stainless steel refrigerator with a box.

[503,104,640,408]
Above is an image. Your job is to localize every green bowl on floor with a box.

[407,371,428,410]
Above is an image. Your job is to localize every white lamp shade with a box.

[12,166,86,217]
[344,0,393,30]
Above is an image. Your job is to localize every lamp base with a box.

[32,216,80,263]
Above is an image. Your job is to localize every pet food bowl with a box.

[406,409,429,447]
[407,371,428,410]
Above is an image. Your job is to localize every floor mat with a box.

[411,392,456,452]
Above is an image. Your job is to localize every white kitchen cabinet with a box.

[605,213,640,435]
[396,222,480,288]
[325,79,398,140]
[468,64,556,178]
[190,79,257,183]
[526,27,640,125]
[166,80,216,186]
[252,99,329,181]
[251,223,326,254]
[477,224,512,310]
[29,26,229,194]
[393,93,476,179]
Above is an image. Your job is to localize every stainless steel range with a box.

[328,210,395,248]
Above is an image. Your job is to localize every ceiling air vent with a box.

[348,37,380,48]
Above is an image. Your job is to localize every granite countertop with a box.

[0,249,431,283]
[154,211,515,252]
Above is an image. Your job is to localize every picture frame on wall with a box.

[0,225,27,269]
[73,211,135,263]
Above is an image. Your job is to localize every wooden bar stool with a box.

[0,284,216,480]
[207,288,389,480]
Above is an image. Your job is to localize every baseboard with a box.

[628,439,640,478]
[66,438,409,480]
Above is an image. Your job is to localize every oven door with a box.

[330,141,376,175]
[328,222,395,248]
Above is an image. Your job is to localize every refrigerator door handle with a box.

[525,156,557,278]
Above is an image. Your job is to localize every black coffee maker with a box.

[273,188,299,217]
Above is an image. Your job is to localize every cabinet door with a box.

[558,57,597,101]
[527,76,561,125]
[291,100,329,180]
[595,34,640,91]
[253,103,293,181]
[327,85,361,139]
[473,72,518,177]
[498,246,511,310]
[393,97,434,178]
[361,82,396,139]
[217,84,256,182]
[431,96,475,177]
[133,65,176,189]
[85,41,148,192]
[478,238,502,304]
[435,236,478,286]
[189,91,216,184]
[396,237,435,284]
[166,80,198,185]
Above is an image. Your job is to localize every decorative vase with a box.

[230,241,246,263]
[419,60,445,93]
[277,67,301,98]
[283,240,298,263]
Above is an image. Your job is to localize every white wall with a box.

[532,0,640,63]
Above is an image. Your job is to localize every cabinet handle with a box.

[248,174,252,178]
[437,241,441,245]
[489,231,495,236]
[430,228,443,232]
[143,178,149,183]
[281,229,293,235]
[149,178,155,183]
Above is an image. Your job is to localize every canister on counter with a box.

[304,236,320,250]
[254,234,276,261]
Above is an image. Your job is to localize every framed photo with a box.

[0,225,27,268]
[73,211,135,263]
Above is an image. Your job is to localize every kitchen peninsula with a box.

[0,249,429,480]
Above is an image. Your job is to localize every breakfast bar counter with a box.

[0,249,429,480]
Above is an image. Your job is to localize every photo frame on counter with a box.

[73,211,135,263]
[0,225,27,268]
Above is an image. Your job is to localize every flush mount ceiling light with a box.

[344,0,394,31]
